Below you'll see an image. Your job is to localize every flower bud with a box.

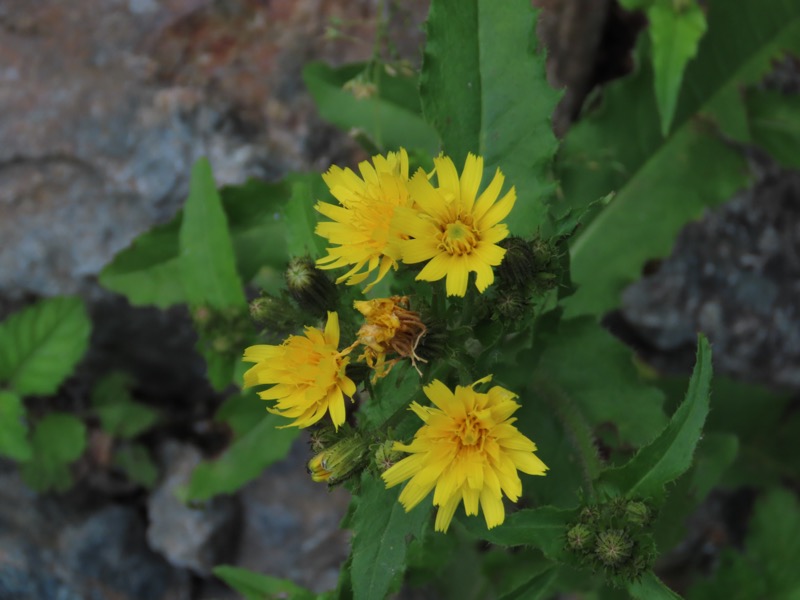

[307,434,369,485]
[496,237,537,289]
[494,287,529,321]
[374,440,403,472]
[594,529,633,567]
[285,256,338,318]
[566,523,594,553]
[624,501,651,527]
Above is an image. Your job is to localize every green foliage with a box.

[687,489,800,599]
[183,410,298,502]
[213,565,317,600]
[304,62,439,154]
[598,336,712,500]
[21,412,87,492]
[0,391,31,461]
[649,0,707,135]
[420,0,560,237]
[628,571,682,600]
[92,372,159,439]
[350,473,431,600]
[180,158,247,310]
[498,568,557,600]
[284,174,329,260]
[744,89,800,169]
[560,0,800,316]
[0,296,91,396]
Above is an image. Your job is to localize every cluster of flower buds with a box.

[565,497,656,585]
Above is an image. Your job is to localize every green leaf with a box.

[532,317,667,447]
[0,296,91,396]
[98,217,187,308]
[561,0,800,316]
[183,412,298,501]
[114,443,159,488]
[100,179,293,307]
[420,0,560,237]
[460,506,578,561]
[21,412,87,492]
[499,569,557,600]
[215,391,266,438]
[350,473,431,600]
[0,391,31,460]
[284,174,329,260]
[213,565,316,600]
[629,571,683,600]
[222,179,292,280]
[92,372,159,439]
[745,88,800,169]
[304,62,440,154]
[599,335,712,499]
[357,363,421,431]
[179,158,246,309]
[649,0,707,135]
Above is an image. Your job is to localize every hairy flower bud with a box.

[567,523,594,553]
[307,434,369,485]
[595,529,633,567]
[624,501,651,527]
[285,256,338,317]
[496,236,537,289]
[374,440,403,472]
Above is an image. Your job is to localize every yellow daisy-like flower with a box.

[382,376,547,533]
[396,153,516,297]
[315,148,413,292]
[242,311,356,430]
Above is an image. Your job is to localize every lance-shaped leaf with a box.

[350,473,430,600]
[304,62,439,155]
[649,0,707,136]
[598,335,712,500]
[213,565,316,600]
[0,296,91,396]
[561,0,800,316]
[179,158,246,309]
[420,0,560,237]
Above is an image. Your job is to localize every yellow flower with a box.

[242,312,356,430]
[396,153,515,297]
[315,149,413,292]
[382,376,547,533]
[353,296,427,379]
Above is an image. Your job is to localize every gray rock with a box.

[147,442,239,575]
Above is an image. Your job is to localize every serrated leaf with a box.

[304,62,439,154]
[21,412,87,492]
[213,565,316,600]
[179,158,246,309]
[350,473,430,600]
[0,296,91,396]
[284,174,329,259]
[460,506,577,561]
[745,88,800,169]
[183,412,298,501]
[420,0,560,237]
[114,443,159,488]
[357,364,421,431]
[533,317,667,447]
[649,0,707,135]
[0,391,31,460]
[499,568,557,600]
[561,0,800,316]
[629,571,683,600]
[92,372,159,439]
[599,335,712,499]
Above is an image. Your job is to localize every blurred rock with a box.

[611,171,800,389]
[147,442,239,575]
[0,0,427,300]
[234,436,351,594]
[0,463,189,600]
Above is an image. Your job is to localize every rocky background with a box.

[1,0,798,598]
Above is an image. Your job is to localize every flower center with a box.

[455,414,486,447]
[441,220,478,256]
